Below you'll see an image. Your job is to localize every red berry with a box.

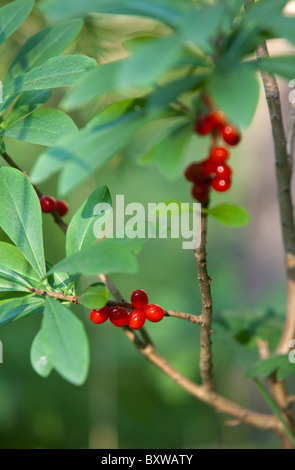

[40,195,55,213]
[211,177,231,192]
[184,160,212,183]
[210,110,227,128]
[213,163,232,180]
[55,199,68,217]
[131,289,149,309]
[194,113,216,135]
[209,146,229,164]
[90,306,111,324]
[109,306,129,327]
[191,182,210,202]
[128,309,146,330]
[221,125,241,146]
[144,304,165,323]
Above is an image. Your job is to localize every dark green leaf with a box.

[0,167,46,277]
[40,298,90,385]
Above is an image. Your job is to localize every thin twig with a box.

[256,41,295,448]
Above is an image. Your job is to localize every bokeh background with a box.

[0,0,294,449]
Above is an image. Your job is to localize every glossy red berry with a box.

[191,182,210,202]
[211,177,231,192]
[55,199,68,217]
[128,309,146,330]
[209,146,229,164]
[90,306,111,324]
[40,195,55,213]
[109,306,129,327]
[210,110,227,128]
[213,163,232,180]
[184,160,212,183]
[131,289,149,309]
[194,113,216,135]
[221,125,241,146]
[144,304,165,323]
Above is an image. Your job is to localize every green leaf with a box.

[4,55,97,97]
[125,116,189,161]
[0,242,41,286]
[0,263,32,292]
[253,377,295,448]
[50,240,138,276]
[40,298,90,385]
[30,110,147,195]
[254,56,295,81]
[1,109,77,146]
[39,0,182,26]
[66,185,112,256]
[0,167,46,277]
[5,90,52,127]
[0,295,45,327]
[147,75,206,114]
[79,282,109,309]
[0,0,34,47]
[204,204,250,227]
[181,4,225,49]
[142,124,191,179]
[208,63,259,128]
[4,19,83,83]
[61,61,119,110]
[244,354,288,379]
[117,35,183,89]
[30,330,53,378]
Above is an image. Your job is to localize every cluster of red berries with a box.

[185,107,241,203]
[39,195,68,217]
[90,289,165,330]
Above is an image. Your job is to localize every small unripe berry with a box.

[109,306,129,327]
[90,306,111,324]
[221,125,241,146]
[144,304,165,323]
[131,289,149,309]
[211,177,231,192]
[191,182,209,203]
[55,199,68,217]
[40,195,55,213]
[128,309,146,330]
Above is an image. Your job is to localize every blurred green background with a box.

[0,0,294,449]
